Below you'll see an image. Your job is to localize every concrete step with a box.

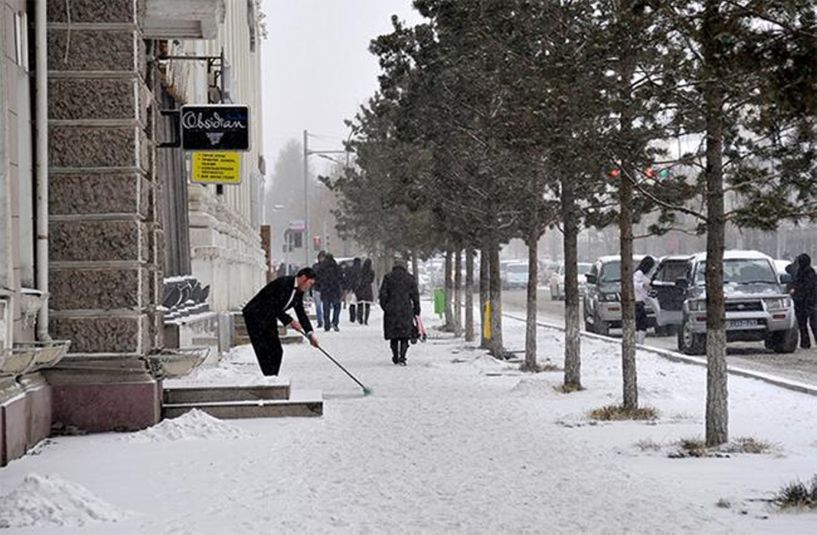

[163,390,323,419]
[163,382,291,404]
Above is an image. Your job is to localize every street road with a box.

[501,288,817,387]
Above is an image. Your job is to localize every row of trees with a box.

[323,1,817,446]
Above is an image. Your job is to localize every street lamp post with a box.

[303,129,350,264]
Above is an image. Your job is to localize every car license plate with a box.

[727,319,758,329]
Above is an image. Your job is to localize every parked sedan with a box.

[549,262,592,300]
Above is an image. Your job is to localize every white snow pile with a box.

[508,376,557,397]
[124,409,248,443]
[0,473,132,529]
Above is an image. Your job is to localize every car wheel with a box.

[679,316,706,355]
[768,328,798,354]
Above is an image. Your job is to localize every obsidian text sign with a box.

[180,105,250,151]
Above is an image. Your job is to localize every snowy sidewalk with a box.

[1,302,816,533]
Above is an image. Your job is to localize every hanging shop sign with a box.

[180,104,250,151]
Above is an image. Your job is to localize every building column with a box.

[42,0,161,432]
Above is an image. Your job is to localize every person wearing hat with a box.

[378,259,421,365]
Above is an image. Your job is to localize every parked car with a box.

[648,250,797,355]
[549,262,592,300]
[502,261,529,289]
[583,255,655,336]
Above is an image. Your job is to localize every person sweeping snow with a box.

[242,268,319,376]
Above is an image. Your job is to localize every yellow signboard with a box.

[191,152,241,184]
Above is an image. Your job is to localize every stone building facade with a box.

[1,0,266,466]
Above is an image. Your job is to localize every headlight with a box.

[600,292,619,302]
[687,299,705,312]
[763,297,792,311]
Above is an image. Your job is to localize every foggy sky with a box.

[260,0,422,163]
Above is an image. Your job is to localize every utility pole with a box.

[303,129,349,261]
[303,130,310,267]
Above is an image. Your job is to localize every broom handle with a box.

[295,329,368,391]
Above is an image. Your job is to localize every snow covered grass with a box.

[774,476,817,510]
[1,302,817,532]
[588,404,659,421]
[665,436,774,458]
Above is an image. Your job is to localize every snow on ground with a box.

[122,410,250,444]
[1,301,816,533]
[0,474,132,529]
[164,347,287,387]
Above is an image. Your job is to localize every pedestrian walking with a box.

[634,256,656,344]
[379,259,420,365]
[242,268,319,376]
[787,253,817,348]
[356,258,375,325]
[344,258,362,323]
[312,250,326,329]
[316,253,343,331]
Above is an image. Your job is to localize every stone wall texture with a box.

[50,220,145,263]
[47,0,140,24]
[50,315,145,354]
[50,269,144,310]
[48,30,140,72]
[50,127,137,169]
[49,79,136,121]
[49,174,147,217]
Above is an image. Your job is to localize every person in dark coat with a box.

[345,258,362,323]
[356,258,375,325]
[316,253,343,331]
[379,259,420,365]
[311,251,327,329]
[787,253,817,348]
[242,268,318,376]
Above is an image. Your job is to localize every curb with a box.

[502,312,817,397]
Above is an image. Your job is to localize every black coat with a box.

[356,266,375,302]
[791,254,817,307]
[242,276,314,333]
[345,263,361,293]
[316,259,344,301]
[379,266,420,340]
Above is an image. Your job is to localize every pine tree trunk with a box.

[465,247,475,342]
[480,247,490,349]
[618,38,638,411]
[444,249,454,331]
[454,248,463,336]
[562,179,582,389]
[703,0,728,447]
[488,238,504,358]
[524,228,540,372]
[619,171,638,409]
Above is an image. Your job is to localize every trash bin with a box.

[433,289,445,317]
